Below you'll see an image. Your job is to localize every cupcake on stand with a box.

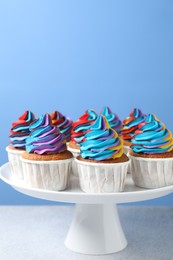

[76,115,130,193]
[130,114,173,188]
[21,113,73,190]
[6,110,36,179]
[68,109,98,176]
[121,108,146,174]
[121,108,146,155]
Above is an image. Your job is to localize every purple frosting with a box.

[26,113,67,154]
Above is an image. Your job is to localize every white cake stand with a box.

[1,163,173,255]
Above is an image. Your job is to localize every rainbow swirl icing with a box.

[50,111,73,142]
[71,109,98,144]
[101,106,122,134]
[10,110,36,149]
[122,108,146,142]
[131,114,173,154]
[26,114,66,154]
[80,115,124,161]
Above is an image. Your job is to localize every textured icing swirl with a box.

[80,115,124,161]
[122,108,146,142]
[71,109,98,144]
[101,106,122,134]
[50,111,73,142]
[10,110,36,149]
[26,114,66,154]
[131,114,173,154]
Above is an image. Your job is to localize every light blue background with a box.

[0,0,173,205]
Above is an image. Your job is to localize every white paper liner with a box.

[20,157,73,191]
[68,146,80,177]
[75,158,130,193]
[6,146,25,179]
[124,145,131,155]
[130,155,173,189]
[124,145,131,174]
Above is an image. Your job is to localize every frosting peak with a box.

[101,106,122,134]
[131,114,173,154]
[122,108,146,142]
[26,114,66,154]
[130,108,144,118]
[80,115,124,161]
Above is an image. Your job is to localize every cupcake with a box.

[6,110,36,179]
[130,114,173,189]
[122,108,146,154]
[21,113,73,190]
[50,110,73,142]
[76,115,130,193]
[101,106,122,135]
[68,109,98,176]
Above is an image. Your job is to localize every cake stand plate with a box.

[1,163,173,255]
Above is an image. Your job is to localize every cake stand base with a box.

[65,204,127,255]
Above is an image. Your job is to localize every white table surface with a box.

[0,206,173,260]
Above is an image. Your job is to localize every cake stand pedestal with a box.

[1,163,173,255]
[65,204,127,254]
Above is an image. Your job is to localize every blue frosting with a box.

[101,106,122,134]
[80,115,124,161]
[131,114,173,154]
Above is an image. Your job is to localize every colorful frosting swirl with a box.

[26,114,66,154]
[50,111,73,142]
[71,109,98,144]
[122,108,146,142]
[131,114,173,154]
[101,106,122,134]
[10,110,36,149]
[80,115,124,161]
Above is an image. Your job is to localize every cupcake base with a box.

[6,146,25,179]
[123,146,131,174]
[21,151,73,191]
[68,141,80,150]
[22,150,73,161]
[130,151,173,189]
[76,155,130,193]
[124,145,131,155]
[123,140,131,147]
